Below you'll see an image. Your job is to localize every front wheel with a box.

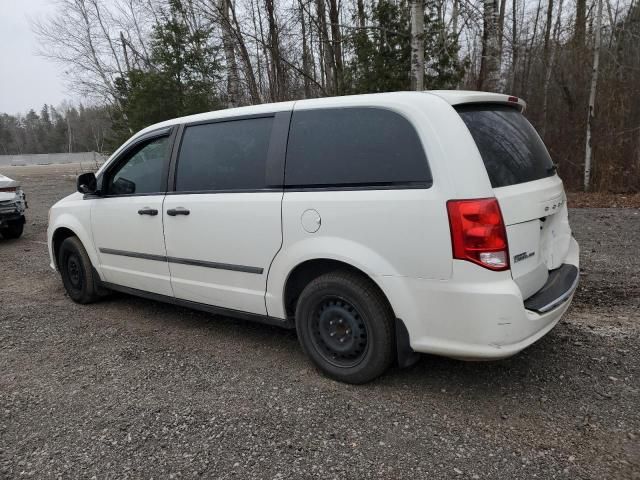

[295,271,395,384]
[58,236,101,304]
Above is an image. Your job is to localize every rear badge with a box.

[514,251,535,263]
[544,198,565,212]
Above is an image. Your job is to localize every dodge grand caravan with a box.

[47,91,579,383]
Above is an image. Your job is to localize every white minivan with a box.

[48,91,579,383]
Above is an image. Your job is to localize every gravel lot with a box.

[1,164,638,479]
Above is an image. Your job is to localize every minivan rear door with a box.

[456,105,572,299]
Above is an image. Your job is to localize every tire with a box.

[295,270,395,384]
[58,236,101,304]
[0,221,24,239]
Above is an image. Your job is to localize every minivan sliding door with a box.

[162,112,289,315]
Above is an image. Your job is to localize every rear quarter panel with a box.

[266,188,452,319]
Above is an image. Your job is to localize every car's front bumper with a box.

[0,209,25,227]
[0,191,27,227]
[379,236,580,360]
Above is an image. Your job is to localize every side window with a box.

[107,136,169,195]
[175,117,274,192]
[284,108,431,187]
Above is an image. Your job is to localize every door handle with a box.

[167,207,190,216]
[138,207,158,216]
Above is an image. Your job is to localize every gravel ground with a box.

[1,165,638,479]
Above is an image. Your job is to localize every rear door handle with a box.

[167,207,190,216]
[138,207,158,216]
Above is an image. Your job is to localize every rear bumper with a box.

[379,236,579,360]
[524,263,579,313]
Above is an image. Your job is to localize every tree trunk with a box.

[410,0,425,91]
[316,0,334,93]
[584,0,603,191]
[246,0,264,103]
[452,0,459,37]
[265,0,284,101]
[357,0,366,29]
[120,31,131,73]
[575,0,587,46]
[328,0,343,94]
[255,0,270,96]
[299,0,313,97]
[479,0,501,91]
[219,0,241,107]
[497,0,507,64]
[509,0,518,92]
[541,0,564,137]
[522,0,542,96]
[543,0,554,63]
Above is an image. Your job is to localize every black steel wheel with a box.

[310,297,368,368]
[295,270,395,384]
[66,253,84,290]
[58,236,101,304]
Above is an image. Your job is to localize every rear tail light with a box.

[0,187,16,193]
[447,198,509,271]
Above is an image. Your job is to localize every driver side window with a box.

[108,136,169,195]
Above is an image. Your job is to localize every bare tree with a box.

[540,0,564,136]
[509,0,519,91]
[265,0,286,101]
[479,0,501,90]
[316,0,334,93]
[219,0,241,107]
[521,0,542,96]
[575,0,587,45]
[497,0,507,65]
[328,0,344,93]
[410,0,425,90]
[229,0,262,103]
[299,0,313,97]
[356,0,366,29]
[584,0,604,190]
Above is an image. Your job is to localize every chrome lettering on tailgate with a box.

[514,251,535,263]
[543,197,565,213]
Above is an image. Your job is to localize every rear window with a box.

[285,107,431,188]
[456,105,555,188]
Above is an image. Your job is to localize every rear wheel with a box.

[295,271,395,384]
[0,221,24,239]
[58,236,101,304]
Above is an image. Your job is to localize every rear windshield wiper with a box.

[546,163,558,174]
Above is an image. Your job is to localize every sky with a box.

[0,0,70,115]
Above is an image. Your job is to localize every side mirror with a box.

[77,172,97,194]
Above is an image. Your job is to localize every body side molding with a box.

[99,248,264,274]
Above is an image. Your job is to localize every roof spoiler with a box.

[426,90,527,113]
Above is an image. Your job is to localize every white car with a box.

[0,174,27,239]
[47,91,579,383]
